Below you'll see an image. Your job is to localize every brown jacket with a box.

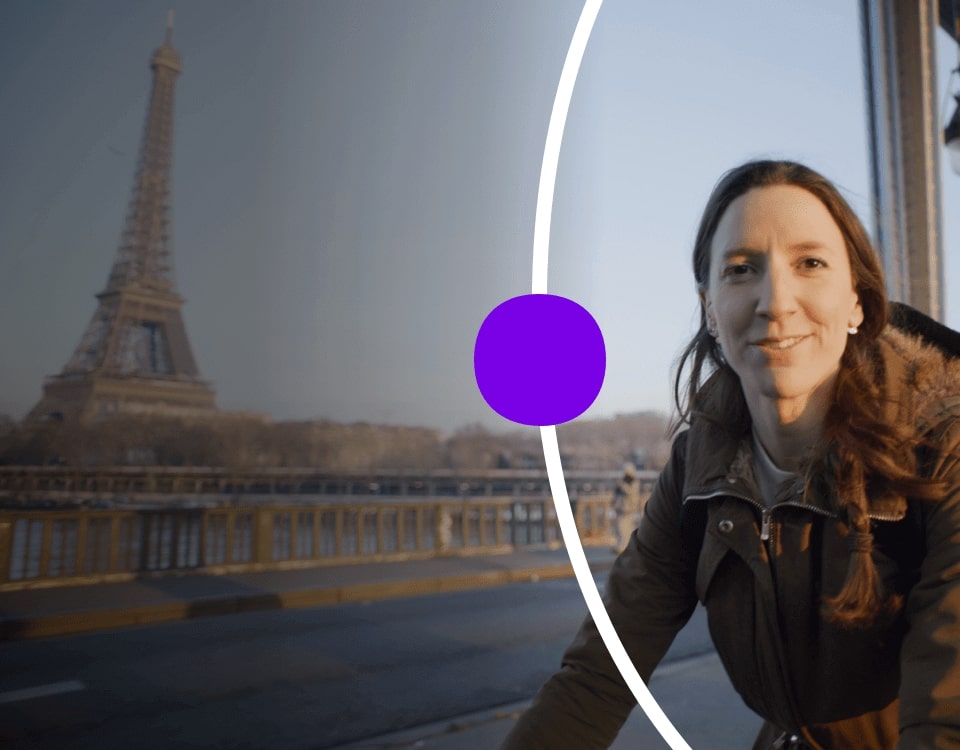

[502,328,960,749]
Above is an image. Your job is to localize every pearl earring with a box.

[847,326,859,335]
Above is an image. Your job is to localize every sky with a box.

[4,1,960,433]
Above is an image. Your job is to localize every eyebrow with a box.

[787,241,831,253]
[719,248,763,262]
[719,241,833,260]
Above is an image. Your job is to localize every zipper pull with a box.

[760,509,771,541]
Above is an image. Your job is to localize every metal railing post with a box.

[0,518,11,583]
[255,507,273,564]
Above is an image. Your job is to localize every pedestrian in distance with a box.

[501,160,960,749]
[610,462,645,554]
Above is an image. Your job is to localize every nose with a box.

[756,264,798,320]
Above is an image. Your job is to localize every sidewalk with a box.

[331,651,761,749]
[0,546,617,640]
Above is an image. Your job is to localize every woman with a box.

[501,160,960,749]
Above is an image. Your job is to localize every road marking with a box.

[0,680,86,704]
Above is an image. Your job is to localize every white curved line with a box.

[531,0,601,295]
[533,3,693,749]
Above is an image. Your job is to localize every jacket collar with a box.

[680,416,807,511]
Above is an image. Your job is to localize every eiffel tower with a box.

[28,14,216,423]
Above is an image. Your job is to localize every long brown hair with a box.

[674,160,941,627]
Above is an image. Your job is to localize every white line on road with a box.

[0,680,86,704]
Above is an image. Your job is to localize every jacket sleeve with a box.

[899,415,960,748]
[500,432,700,750]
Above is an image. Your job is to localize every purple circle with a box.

[474,294,605,426]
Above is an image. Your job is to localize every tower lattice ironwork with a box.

[29,15,217,423]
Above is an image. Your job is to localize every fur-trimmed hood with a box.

[878,324,960,435]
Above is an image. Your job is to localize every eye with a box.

[799,257,827,270]
[720,263,754,278]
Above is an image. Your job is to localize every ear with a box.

[699,288,717,335]
[849,294,864,330]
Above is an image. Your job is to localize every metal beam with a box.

[861,0,945,320]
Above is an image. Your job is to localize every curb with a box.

[0,559,613,640]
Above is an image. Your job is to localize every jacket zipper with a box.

[683,490,903,539]
[681,487,798,730]
[683,490,824,542]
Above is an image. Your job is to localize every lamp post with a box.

[861,0,944,319]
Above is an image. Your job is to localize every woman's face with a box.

[701,184,864,411]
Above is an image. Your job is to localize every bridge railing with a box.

[0,465,659,499]
[0,495,624,591]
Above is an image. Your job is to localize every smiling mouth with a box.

[753,336,808,350]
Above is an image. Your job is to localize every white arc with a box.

[532,2,692,749]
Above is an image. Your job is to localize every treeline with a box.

[0,411,671,471]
